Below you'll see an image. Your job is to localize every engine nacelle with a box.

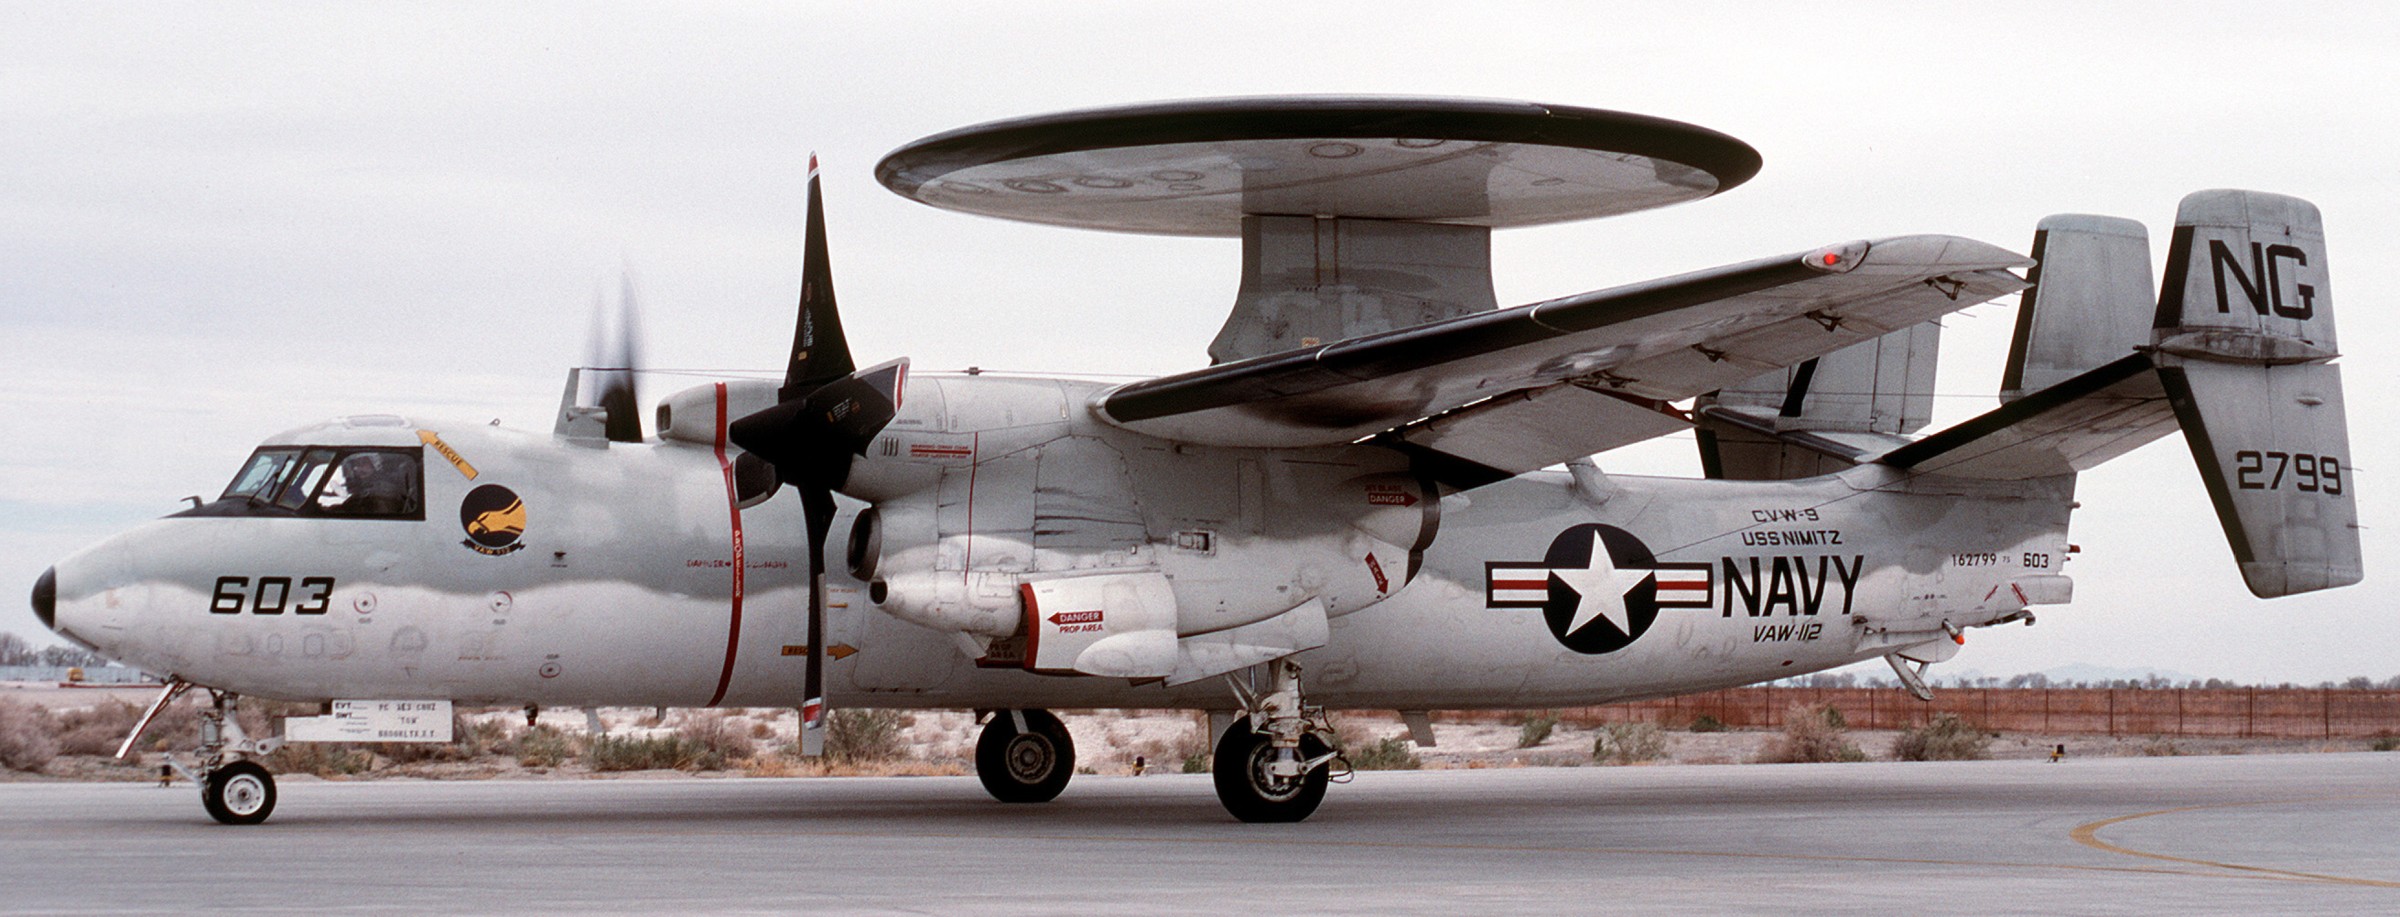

[842,372,1438,679]
[1021,571,1179,677]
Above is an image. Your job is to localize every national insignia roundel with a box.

[1484,524,1713,654]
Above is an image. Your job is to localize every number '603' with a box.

[210,576,335,615]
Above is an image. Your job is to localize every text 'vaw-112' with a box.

[33,97,2358,823]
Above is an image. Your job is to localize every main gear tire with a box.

[975,709,1074,803]
[202,760,276,826]
[1211,717,1330,823]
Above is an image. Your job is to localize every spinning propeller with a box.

[588,274,646,444]
[727,157,906,754]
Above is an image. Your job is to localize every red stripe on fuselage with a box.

[707,382,747,706]
[961,431,978,582]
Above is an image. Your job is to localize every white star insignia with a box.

[1549,530,1655,637]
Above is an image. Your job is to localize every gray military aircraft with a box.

[30,98,2359,824]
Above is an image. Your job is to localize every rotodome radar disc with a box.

[875,96,1762,236]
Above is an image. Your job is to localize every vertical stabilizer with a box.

[2003,215,2153,400]
[1697,322,1937,479]
[2151,190,2358,597]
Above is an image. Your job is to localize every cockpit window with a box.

[272,449,339,510]
[221,449,299,501]
[315,450,422,516]
[190,446,424,520]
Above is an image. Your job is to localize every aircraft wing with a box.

[1094,235,2028,485]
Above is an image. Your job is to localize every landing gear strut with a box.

[1213,658,1343,823]
[974,709,1074,803]
[129,687,283,825]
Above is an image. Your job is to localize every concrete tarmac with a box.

[1,753,2394,914]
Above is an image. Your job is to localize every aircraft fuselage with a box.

[46,372,2069,712]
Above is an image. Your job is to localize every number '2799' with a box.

[2233,450,2342,495]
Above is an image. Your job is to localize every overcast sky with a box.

[4,2,2396,684]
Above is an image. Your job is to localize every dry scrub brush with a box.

[674,710,760,763]
[516,724,578,768]
[1515,710,1560,748]
[1891,714,1991,761]
[0,698,59,772]
[1126,712,1212,774]
[820,709,908,765]
[1327,716,1422,771]
[1592,722,1667,765]
[1757,703,1866,763]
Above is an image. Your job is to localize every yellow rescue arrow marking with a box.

[418,430,478,480]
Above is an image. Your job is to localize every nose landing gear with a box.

[191,690,284,825]
[118,681,283,825]
[202,759,277,825]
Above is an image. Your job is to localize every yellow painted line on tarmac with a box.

[2069,797,2400,889]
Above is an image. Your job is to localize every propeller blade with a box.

[798,484,833,756]
[597,273,646,443]
[726,154,906,757]
[583,273,646,444]
[782,154,856,400]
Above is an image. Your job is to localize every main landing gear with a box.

[122,682,282,825]
[1213,658,1344,823]
[974,708,1075,803]
[972,660,1347,823]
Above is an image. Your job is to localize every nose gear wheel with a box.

[203,760,277,825]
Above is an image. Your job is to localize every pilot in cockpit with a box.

[324,452,414,516]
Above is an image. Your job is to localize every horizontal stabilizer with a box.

[1879,354,2177,480]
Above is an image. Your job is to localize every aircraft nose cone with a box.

[31,566,57,632]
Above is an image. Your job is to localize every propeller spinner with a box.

[726,157,906,754]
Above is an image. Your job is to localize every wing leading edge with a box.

[1094,236,2028,485]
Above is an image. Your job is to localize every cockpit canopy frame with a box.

[178,445,426,520]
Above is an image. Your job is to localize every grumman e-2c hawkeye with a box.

[30,97,2360,824]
